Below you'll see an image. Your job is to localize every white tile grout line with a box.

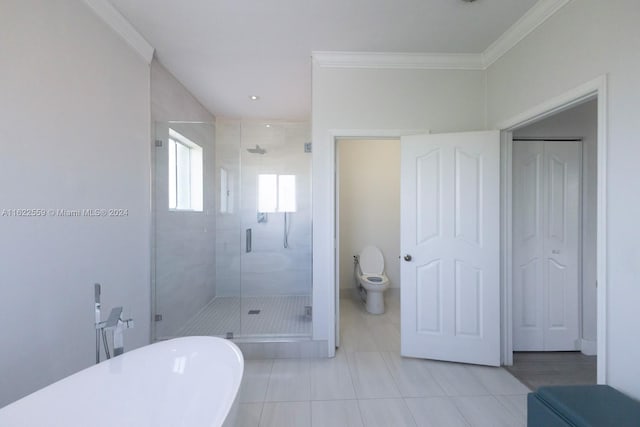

[399,397,419,427]
[493,394,528,424]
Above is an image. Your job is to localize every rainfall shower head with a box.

[247,144,266,155]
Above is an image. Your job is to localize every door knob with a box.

[404,254,412,262]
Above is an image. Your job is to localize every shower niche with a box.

[152,120,312,342]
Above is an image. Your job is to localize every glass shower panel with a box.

[213,120,242,336]
[153,121,225,339]
[239,122,312,338]
[152,119,311,342]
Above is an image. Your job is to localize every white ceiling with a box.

[109,0,538,121]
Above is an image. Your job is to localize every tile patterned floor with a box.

[236,293,531,426]
[177,295,312,337]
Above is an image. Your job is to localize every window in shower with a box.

[168,128,203,211]
[257,174,297,213]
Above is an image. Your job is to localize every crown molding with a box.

[482,0,572,68]
[312,51,485,70]
[314,0,571,71]
[83,0,154,64]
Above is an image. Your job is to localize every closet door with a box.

[513,142,544,350]
[513,141,581,351]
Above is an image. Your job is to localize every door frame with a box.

[497,75,608,383]
[330,129,427,354]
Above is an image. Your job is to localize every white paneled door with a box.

[513,140,581,351]
[400,131,500,366]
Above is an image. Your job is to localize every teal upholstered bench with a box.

[528,385,640,426]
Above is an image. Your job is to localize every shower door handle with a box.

[246,228,252,253]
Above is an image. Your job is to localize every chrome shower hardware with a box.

[94,283,134,363]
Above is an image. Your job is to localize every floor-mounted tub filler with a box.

[0,337,244,427]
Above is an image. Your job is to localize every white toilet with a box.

[356,245,390,314]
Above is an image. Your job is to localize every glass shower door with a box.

[152,119,312,341]
[152,121,235,339]
[238,121,313,338]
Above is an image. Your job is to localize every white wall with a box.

[0,0,150,407]
[513,100,598,352]
[150,60,217,338]
[312,64,486,350]
[337,139,400,291]
[151,59,214,123]
[486,0,640,397]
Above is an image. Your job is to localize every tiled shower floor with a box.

[177,295,312,338]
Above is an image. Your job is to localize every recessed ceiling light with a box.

[249,95,260,101]
[265,124,271,128]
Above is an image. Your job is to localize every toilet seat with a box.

[359,246,384,274]
[361,274,389,286]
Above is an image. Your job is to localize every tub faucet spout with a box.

[94,285,134,363]
[103,307,134,357]
[112,313,134,357]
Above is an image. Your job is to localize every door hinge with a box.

[154,314,163,321]
[155,139,163,147]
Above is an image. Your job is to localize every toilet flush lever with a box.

[404,254,412,262]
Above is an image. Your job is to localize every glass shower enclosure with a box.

[152,120,312,341]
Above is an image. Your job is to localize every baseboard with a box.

[581,339,597,356]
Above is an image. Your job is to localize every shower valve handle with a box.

[404,254,412,262]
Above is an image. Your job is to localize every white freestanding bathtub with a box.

[0,337,244,427]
